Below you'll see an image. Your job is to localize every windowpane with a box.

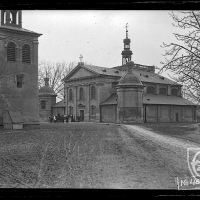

[69,89,73,101]
[91,86,96,99]
[91,107,96,116]
[69,107,73,115]
[80,88,84,100]
[16,75,23,88]
[41,100,46,109]
[7,42,16,62]
[22,44,31,64]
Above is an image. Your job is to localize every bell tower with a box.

[0,10,42,128]
[121,23,133,65]
[1,10,22,28]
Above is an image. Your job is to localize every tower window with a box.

[7,42,16,62]
[91,86,96,100]
[41,100,46,109]
[16,75,23,88]
[69,89,73,101]
[147,86,155,94]
[22,44,31,64]
[79,87,84,100]
[15,74,24,88]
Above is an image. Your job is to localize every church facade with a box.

[63,27,197,123]
[0,10,42,127]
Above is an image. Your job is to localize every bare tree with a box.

[38,60,77,100]
[160,11,200,104]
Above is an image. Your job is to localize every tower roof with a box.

[39,77,57,96]
[118,61,143,87]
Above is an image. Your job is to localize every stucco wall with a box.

[101,105,116,123]
[64,75,116,122]
[0,29,40,125]
[144,105,196,123]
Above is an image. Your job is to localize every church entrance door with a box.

[80,110,84,121]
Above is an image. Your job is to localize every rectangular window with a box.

[17,75,23,88]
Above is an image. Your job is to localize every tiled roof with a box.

[143,94,196,106]
[84,65,121,77]
[100,93,118,105]
[0,25,42,36]
[52,100,65,108]
[83,65,179,85]
[100,93,195,106]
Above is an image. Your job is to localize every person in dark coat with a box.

[66,115,69,123]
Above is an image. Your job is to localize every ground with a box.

[0,122,199,189]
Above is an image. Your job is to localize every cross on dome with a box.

[125,23,129,38]
[79,54,83,62]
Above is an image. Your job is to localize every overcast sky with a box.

[20,10,184,75]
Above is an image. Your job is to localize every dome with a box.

[118,62,143,86]
[39,77,57,95]
[39,86,56,95]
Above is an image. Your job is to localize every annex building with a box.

[63,27,197,123]
[0,10,42,127]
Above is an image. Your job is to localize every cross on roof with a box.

[125,23,129,30]
[125,23,129,38]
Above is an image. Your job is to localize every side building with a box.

[63,28,196,123]
[0,10,42,127]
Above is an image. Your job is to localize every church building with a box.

[63,25,197,123]
[0,10,42,127]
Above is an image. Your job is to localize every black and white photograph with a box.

[0,3,200,197]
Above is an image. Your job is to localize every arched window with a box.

[7,42,16,62]
[22,44,31,64]
[91,86,96,99]
[147,86,155,94]
[79,87,84,100]
[69,89,73,101]
[41,100,46,109]
[159,88,167,95]
[69,106,73,115]
[171,88,178,96]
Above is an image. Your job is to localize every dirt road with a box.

[0,123,197,189]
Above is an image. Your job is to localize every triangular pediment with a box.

[64,65,98,81]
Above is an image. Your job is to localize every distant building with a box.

[0,10,42,127]
[39,77,57,122]
[63,26,197,123]
[51,100,65,117]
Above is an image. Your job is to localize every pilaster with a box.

[167,85,171,96]
[156,84,159,95]
[85,84,90,121]
[73,86,77,118]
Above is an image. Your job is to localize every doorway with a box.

[80,110,84,122]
